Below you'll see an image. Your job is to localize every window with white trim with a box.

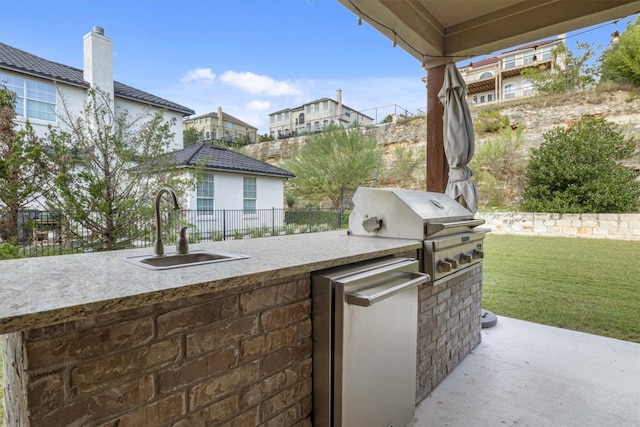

[522,80,534,97]
[503,55,516,69]
[197,172,215,211]
[523,49,535,65]
[1,73,57,122]
[540,46,554,60]
[243,177,256,214]
[504,84,515,99]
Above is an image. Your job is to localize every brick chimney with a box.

[83,26,114,106]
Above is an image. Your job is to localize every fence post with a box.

[308,207,312,232]
[272,208,275,236]
[223,210,227,241]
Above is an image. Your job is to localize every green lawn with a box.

[482,234,640,343]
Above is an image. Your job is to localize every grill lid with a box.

[349,187,484,239]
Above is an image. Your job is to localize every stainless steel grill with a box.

[348,187,489,284]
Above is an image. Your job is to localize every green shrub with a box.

[470,125,527,209]
[521,117,640,213]
[284,210,341,229]
[473,109,510,134]
[0,242,21,259]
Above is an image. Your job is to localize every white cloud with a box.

[246,100,271,111]
[220,71,302,96]
[180,68,216,84]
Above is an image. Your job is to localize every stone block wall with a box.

[2,273,313,427]
[478,212,640,241]
[416,265,483,403]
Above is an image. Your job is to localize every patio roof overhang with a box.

[337,0,640,192]
[337,0,640,69]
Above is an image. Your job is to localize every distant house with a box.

[269,89,373,139]
[166,142,295,237]
[0,26,194,149]
[460,36,566,105]
[183,107,258,146]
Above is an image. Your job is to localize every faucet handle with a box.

[176,227,189,255]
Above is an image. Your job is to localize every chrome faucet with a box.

[154,187,189,256]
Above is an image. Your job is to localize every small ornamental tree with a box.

[285,125,382,209]
[521,117,640,213]
[521,42,597,94]
[46,88,194,251]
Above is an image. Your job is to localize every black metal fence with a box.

[2,208,348,258]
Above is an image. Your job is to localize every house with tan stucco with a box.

[460,36,566,105]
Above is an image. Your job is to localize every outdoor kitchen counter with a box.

[0,230,421,334]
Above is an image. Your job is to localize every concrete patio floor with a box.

[408,316,640,427]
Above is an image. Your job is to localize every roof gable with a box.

[170,143,295,178]
[0,42,194,116]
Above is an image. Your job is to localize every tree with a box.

[259,133,275,142]
[0,86,52,244]
[521,42,597,94]
[46,88,193,251]
[599,17,640,86]
[285,125,382,209]
[521,117,640,213]
[183,126,203,147]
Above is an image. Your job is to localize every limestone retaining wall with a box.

[477,212,640,241]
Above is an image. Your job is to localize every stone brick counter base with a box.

[1,274,313,427]
[2,257,484,425]
[416,265,483,403]
[478,212,640,241]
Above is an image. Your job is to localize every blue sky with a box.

[0,1,636,134]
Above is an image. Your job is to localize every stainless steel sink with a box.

[122,250,249,270]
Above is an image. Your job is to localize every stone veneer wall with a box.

[416,265,483,403]
[478,212,640,241]
[2,257,484,425]
[2,273,313,427]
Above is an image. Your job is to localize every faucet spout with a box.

[154,187,181,257]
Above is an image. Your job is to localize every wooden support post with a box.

[426,64,448,193]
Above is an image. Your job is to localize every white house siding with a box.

[4,73,185,149]
[116,98,185,150]
[185,172,286,238]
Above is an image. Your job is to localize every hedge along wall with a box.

[477,212,640,241]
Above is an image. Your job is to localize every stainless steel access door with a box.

[312,257,429,427]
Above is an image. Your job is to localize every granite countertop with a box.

[0,231,421,334]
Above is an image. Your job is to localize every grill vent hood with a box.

[348,187,484,239]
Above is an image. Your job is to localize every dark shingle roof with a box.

[0,42,195,116]
[170,143,295,178]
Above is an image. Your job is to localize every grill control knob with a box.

[445,257,458,268]
[460,253,472,264]
[437,260,452,273]
[472,249,484,259]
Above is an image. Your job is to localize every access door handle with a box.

[346,272,430,307]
